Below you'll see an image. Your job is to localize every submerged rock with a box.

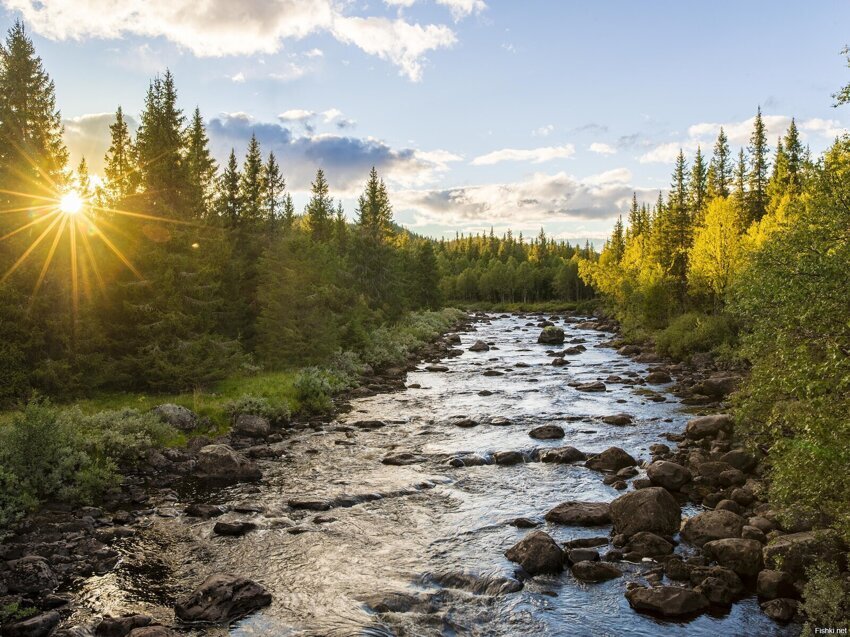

[468,340,490,352]
[528,425,565,440]
[576,381,606,392]
[571,561,621,582]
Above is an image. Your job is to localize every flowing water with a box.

[70,314,795,636]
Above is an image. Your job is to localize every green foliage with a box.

[0,602,38,624]
[292,368,335,414]
[655,312,737,361]
[224,394,291,424]
[801,561,850,636]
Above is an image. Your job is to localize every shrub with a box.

[655,312,736,361]
[801,561,850,636]
[79,408,180,464]
[292,368,334,414]
[224,395,291,424]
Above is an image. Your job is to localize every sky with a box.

[2,0,849,244]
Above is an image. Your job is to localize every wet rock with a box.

[601,414,633,426]
[760,598,798,622]
[564,537,608,549]
[544,501,611,526]
[232,414,270,438]
[567,548,600,563]
[184,504,224,518]
[5,556,58,594]
[528,425,564,440]
[688,565,744,596]
[493,451,524,465]
[510,518,538,529]
[663,556,691,581]
[551,357,568,367]
[537,447,586,464]
[645,371,672,384]
[96,615,153,637]
[695,576,734,606]
[127,628,178,637]
[350,420,386,430]
[646,461,692,491]
[288,498,333,511]
[483,370,504,377]
[425,365,449,372]
[625,585,709,617]
[742,526,767,543]
[447,453,490,467]
[563,346,586,355]
[571,561,621,582]
[610,487,681,538]
[703,538,763,577]
[576,381,606,392]
[720,449,757,472]
[757,570,797,600]
[680,510,745,547]
[537,327,565,345]
[196,445,262,482]
[585,447,637,473]
[623,532,674,559]
[685,414,732,440]
[425,571,523,596]
[693,375,740,399]
[762,530,846,580]
[174,574,272,623]
[468,340,490,352]
[504,531,564,575]
[382,452,426,466]
[152,404,197,432]
[213,521,257,537]
[489,416,512,426]
[2,610,61,637]
[451,417,479,428]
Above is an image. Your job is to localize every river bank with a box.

[1,311,830,636]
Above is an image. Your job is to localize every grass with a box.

[446,300,596,313]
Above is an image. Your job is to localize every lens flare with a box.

[59,190,83,215]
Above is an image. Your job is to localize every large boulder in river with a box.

[528,425,565,440]
[196,445,262,482]
[152,403,197,432]
[504,531,564,575]
[625,585,709,617]
[232,414,270,438]
[571,561,621,582]
[647,461,692,491]
[537,446,586,464]
[585,447,637,473]
[175,574,271,623]
[703,538,763,577]
[610,487,681,538]
[685,414,733,440]
[624,532,674,559]
[762,530,846,581]
[544,501,611,526]
[537,326,565,345]
[680,510,745,547]
[468,340,490,352]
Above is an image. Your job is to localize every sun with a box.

[59,190,84,215]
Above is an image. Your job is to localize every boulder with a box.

[693,375,740,399]
[2,611,61,637]
[382,452,426,466]
[196,445,262,482]
[571,561,621,582]
[680,510,745,547]
[625,586,709,617]
[537,327,565,345]
[528,425,565,440]
[720,449,757,472]
[645,371,672,384]
[232,414,270,438]
[567,548,599,563]
[685,414,732,440]
[185,503,225,518]
[688,565,743,596]
[646,461,692,491]
[537,447,586,464]
[601,413,633,426]
[213,521,257,537]
[694,576,734,606]
[493,451,524,466]
[585,447,637,473]
[760,598,798,622]
[174,574,272,623]
[623,532,674,559]
[468,340,490,352]
[762,530,846,581]
[5,556,59,594]
[544,501,611,526]
[127,629,178,637]
[757,570,797,600]
[96,615,154,637]
[703,538,763,577]
[576,381,606,392]
[152,404,197,432]
[610,487,681,538]
[504,531,564,575]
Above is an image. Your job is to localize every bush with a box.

[801,561,850,636]
[292,368,334,414]
[224,394,291,424]
[655,312,736,361]
[79,408,180,464]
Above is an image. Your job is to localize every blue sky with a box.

[3,0,849,243]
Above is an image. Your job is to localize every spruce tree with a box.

[281,193,295,232]
[239,134,264,225]
[412,240,440,309]
[103,106,138,204]
[262,152,285,225]
[184,107,216,219]
[707,127,732,200]
[305,168,333,241]
[733,148,748,220]
[689,146,708,221]
[747,107,770,223]
[217,150,241,226]
[783,118,804,195]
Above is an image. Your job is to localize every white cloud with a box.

[384,0,486,20]
[279,109,316,122]
[395,168,650,227]
[471,144,575,166]
[230,72,245,83]
[304,48,324,58]
[4,0,457,81]
[63,112,138,174]
[322,108,343,123]
[588,142,616,155]
[532,124,554,137]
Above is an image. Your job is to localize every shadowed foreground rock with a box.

[625,585,709,617]
[610,487,681,537]
[680,510,745,547]
[196,445,262,482]
[504,530,564,575]
[175,574,272,623]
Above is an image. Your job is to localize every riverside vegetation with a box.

[1,16,849,637]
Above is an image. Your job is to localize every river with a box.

[69,313,794,637]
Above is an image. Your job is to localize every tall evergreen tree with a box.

[305,168,333,241]
[707,127,732,200]
[356,166,393,240]
[262,152,285,225]
[783,118,804,195]
[733,148,748,219]
[184,107,216,219]
[217,150,241,226]
[103,106,137,203]
[239,134,264,225]
[747,107,770,223]
[689,146,708,221]
[281,192,295,232]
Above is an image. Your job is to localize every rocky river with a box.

[4,313,805,636]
